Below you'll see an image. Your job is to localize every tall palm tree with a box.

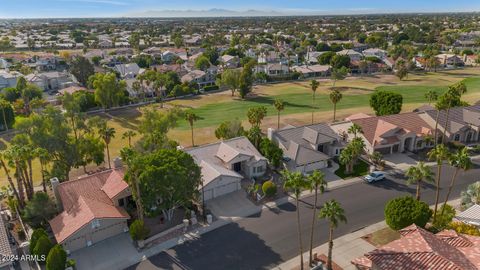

[440,82,466,144]
[329,90,342,122]
[0,98,10,131]
[185,112,200,147]
[122,130,137,147]
[283,170,309,270]
[100,125,116,169]
[310,80,320,124]
[307,170,327,266]
[428,144,450,223]
[0,150,21,207]
[347,123,362,139]
[273,98,285,129]
[441,148,472,217]
[405,161,434,200]
[34,148,50,193]
[319,200,347,270]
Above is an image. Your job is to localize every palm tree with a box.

[0,150,21,207]
[122,130,137,147]
[273,98,285,129]
[319,200,347,270]
[439,83,466,144]
[428,144,450,223]
[460,181,480,210]
[34,148,50,193]
[0,98,10,131]
[282,170,309,270]
[185,112,200,147]
[307,170,327,266]
[100,125,116,169]
[339,147,354,174]
[310,80,320,124]
[329,90,342,122]
[405,162,434,200]
[424,90,438,105]
[441,148,472,217]
[348,123,362,139]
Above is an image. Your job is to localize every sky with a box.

[0,0,479,18]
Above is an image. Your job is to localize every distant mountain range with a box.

[125,8,315,18]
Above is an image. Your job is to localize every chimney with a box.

[50,177,63,211]
[113,157,123,169]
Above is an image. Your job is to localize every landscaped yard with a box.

[334,159,370,179]
[362,227,401,247]
[1,68,480,187]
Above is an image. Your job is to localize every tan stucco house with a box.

[184,136,267,201]
[49,169,131,253]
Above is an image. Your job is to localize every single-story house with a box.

[219,55,240,69]
[292,65,330,78]
[113,63,144,79]
[419,105,480,144]
[0,212,14,270]
[184,137,267,201]
[49,168,131,253]
[0,70,21,90]
[436,54,464,67]
[455,204,480,227]
[352,224,480,269]
[269,123,344,174]
[339,112,434,155]
[337,49,362,61]
[362,48,387,59]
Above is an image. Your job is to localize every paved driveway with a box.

[206,189,260,219]
[71,233,141,270]
[384,153,418,171]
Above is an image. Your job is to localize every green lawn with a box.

[334,159,370,179]
[175,77,480,130]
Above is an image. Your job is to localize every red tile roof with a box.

[352,224,480,270]
[49,169,130,243]
[351,112,433,146]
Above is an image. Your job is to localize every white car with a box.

[364,171,385,183]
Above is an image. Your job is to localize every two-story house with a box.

[49,168,132,253]
[184,137,267,201]
[269,123,345,174]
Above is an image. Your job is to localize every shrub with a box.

[33,235,53,264]
[262,180,277,198]
[30,228,49,254]
[384,196,432,230]
[66,259,76,268]
[46,244,67,270]
[203,85,219,92]
[449,221,480,236]
[433,204,456,230]
[129,220,150,241]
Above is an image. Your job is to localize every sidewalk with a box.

[274,198,463,270]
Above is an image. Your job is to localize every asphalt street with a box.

[126,165,479,270]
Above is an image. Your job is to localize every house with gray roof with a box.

[184,137,267,201]
[419,105,480,144]
[268,124,345,174]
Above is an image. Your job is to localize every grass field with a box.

[2,68,480,187]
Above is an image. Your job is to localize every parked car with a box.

[364,171,385,183]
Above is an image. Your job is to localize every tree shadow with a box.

[126,223,283,270]
[371,179,417,194]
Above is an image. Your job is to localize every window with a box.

[454,134,461,141]
[252,167,256,173]
[118,198,125,207]
[335,149,339,155]
[256,166,264,173]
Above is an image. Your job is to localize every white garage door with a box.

[215,182,238,198]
